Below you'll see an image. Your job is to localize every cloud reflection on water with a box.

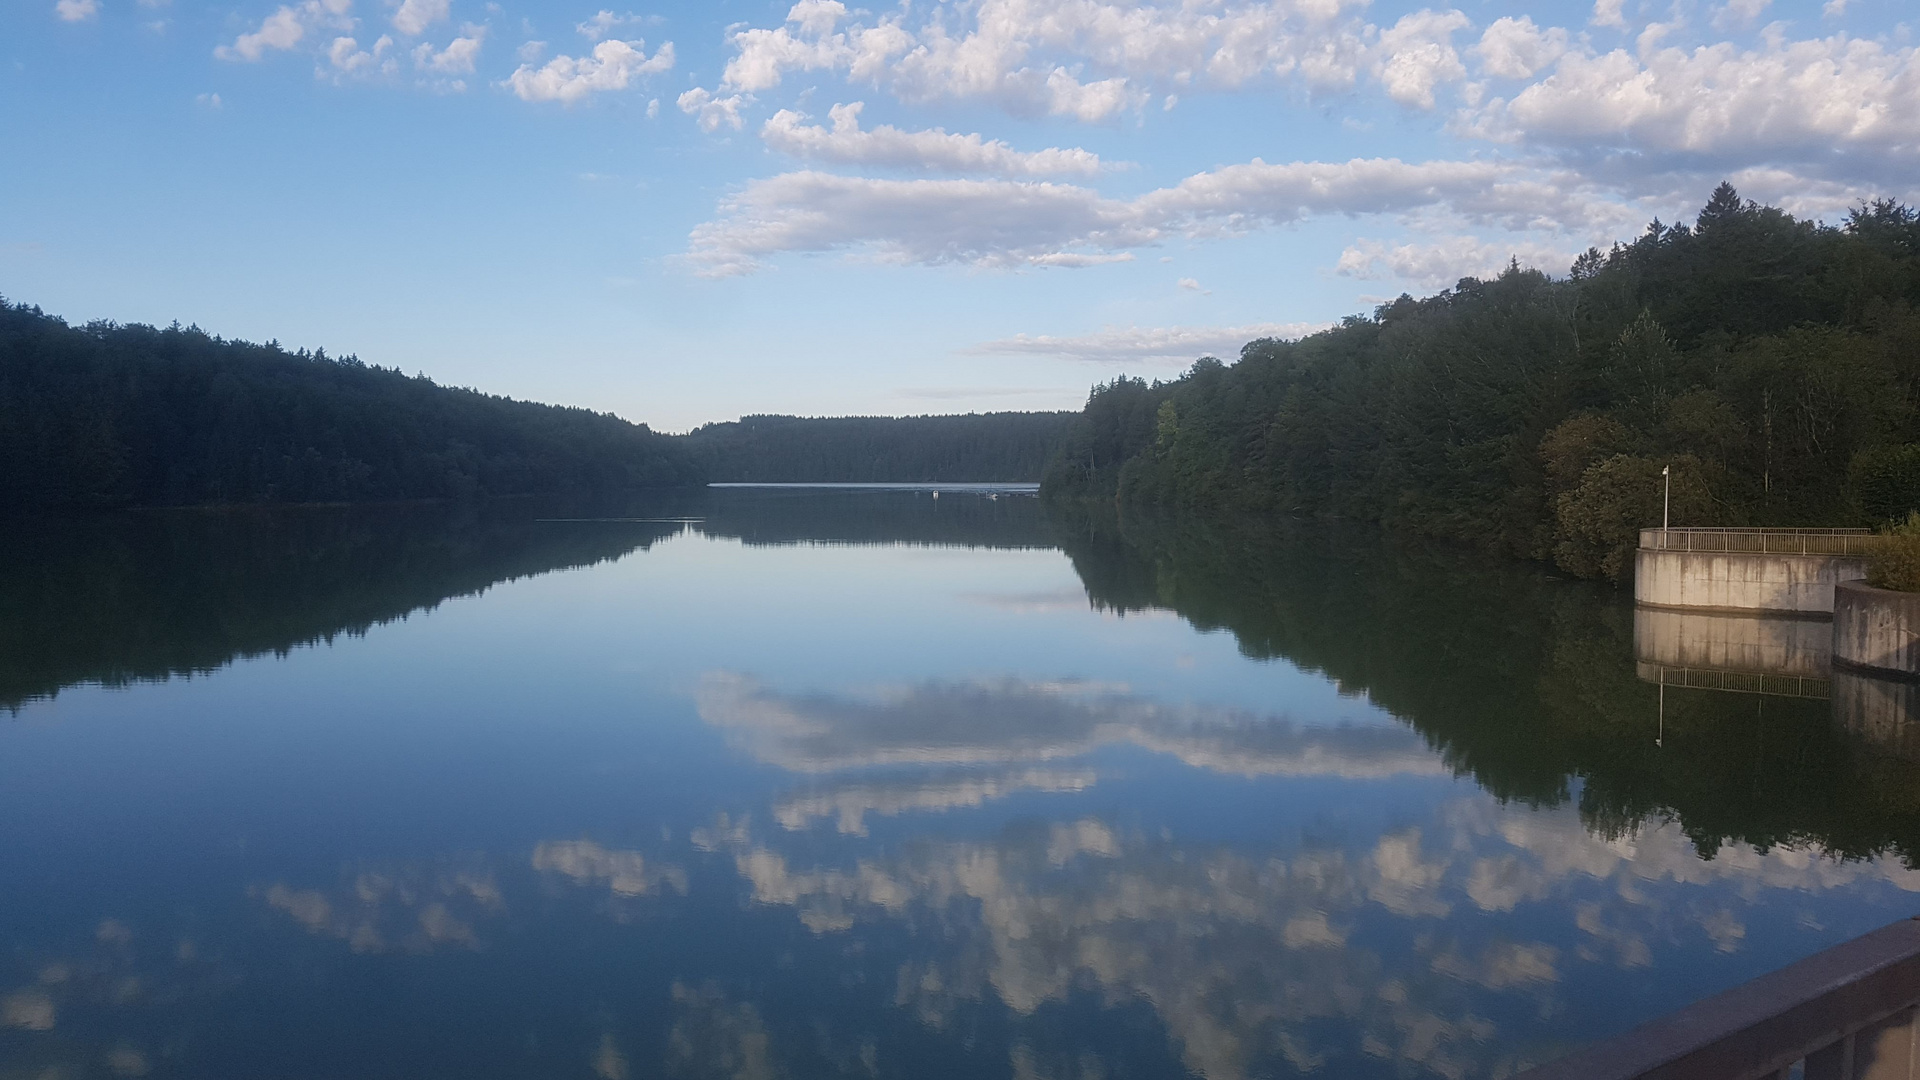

[534,839,690,898]
[683,794,1920,1079]
[256,862,504,954]
[679,669,1920,1074]
[773,768,1100,836]
[697,673,1446,780]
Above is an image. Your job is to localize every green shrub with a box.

[1868,512,1920,592]
[1552,454,1718,582]
[1851,445,1920,524]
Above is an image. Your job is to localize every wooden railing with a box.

[1641,528,1877,556]
[1514,917,1920,1080]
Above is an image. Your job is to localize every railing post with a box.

[1856,1007,1917,1080]
[1807,1033,1855,1080]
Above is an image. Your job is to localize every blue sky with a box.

[3,0,1915,430]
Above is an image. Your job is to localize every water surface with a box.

[4,488,1919,1079]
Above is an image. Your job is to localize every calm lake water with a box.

[5,487,1920,1079]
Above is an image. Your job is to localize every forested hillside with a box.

[0,301,700,509]
[684,412,1075,482]
[1043,185,1920,580]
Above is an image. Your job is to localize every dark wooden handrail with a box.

[1515,917,1920,1080]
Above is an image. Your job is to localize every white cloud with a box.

[1636,20,1677,55]
[516,38,544,62]
[1468,35,1920,183]
[977,322,1327,363]
[1334,235,1576,289]
[326,33,395,75]
[724,5,835,90]
[1177,277,1203,291]
[1715,165,1883,218]
[722,1,899,93]
[195,91,223,108]
[1042,70,1146,121]
[687,171,1139,276]
[678,87,747,131]
[1133,156,1619,234]
[390,0,448,36]
[687,155,1628,277]
[1591,0,1628,30]
[1711,0,1770,32]
[711,0,1374,123]
[760,102,1104,177]
[216,0,352,62]
[1473,17,1568,80]
[414,25,484,74]
[1373,9,1471,109]
[54,0,98,22]
[577,10,647,40]
[505,38,673,103]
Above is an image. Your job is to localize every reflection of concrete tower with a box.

[1831,669,1920,763]
[1631,591,1920,762]
[1633,606,1832,700]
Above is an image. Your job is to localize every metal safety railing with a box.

[1634,663,1832,701]
[1640,528,1878,556]
[1514,917,1920,1080]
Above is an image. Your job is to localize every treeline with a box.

[1043,185,1920,579]
[0,300,701,509]
[683,412,1075,483]
[0,300,1077,508]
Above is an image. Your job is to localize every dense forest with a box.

[1043,185,1920,580]
[683,412,1075,482]
[0,300,702,508]
[0,300,1072,508]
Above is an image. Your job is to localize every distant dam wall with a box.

[1634,529,1871,616]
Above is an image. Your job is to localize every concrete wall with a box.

[1633,606,1832,678]
[1634,548,1869,614]
[1832,668,1920,761]
[1834,580,1920,677]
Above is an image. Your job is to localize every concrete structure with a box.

[1833,580,1920,678]
[1635,529,1871,615]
